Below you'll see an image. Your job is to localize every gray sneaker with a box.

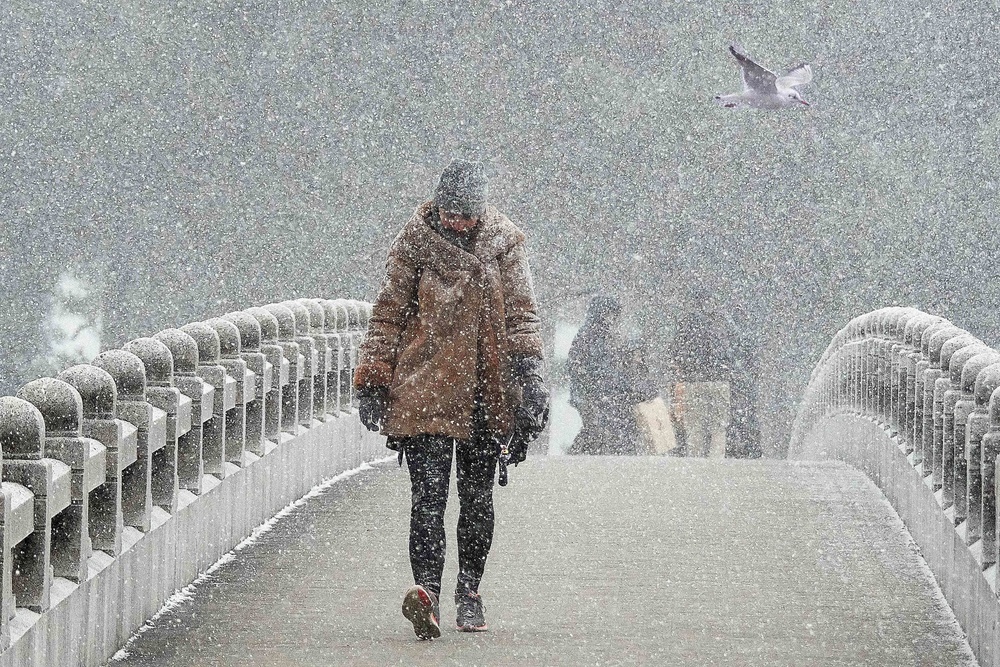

[455,592,488,632]
[402,585,441,640]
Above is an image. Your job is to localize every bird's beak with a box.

[799,100,811,107]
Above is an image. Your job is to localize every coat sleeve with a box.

[353,246,420,389]
[499,240,543,359]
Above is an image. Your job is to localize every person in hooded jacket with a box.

[354,159,549,640]
[566,295,658,455]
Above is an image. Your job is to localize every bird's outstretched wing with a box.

[729,45,777,94]
[776,63,813,90]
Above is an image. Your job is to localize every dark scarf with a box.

[428,207,480,252]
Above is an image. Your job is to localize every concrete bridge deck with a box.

[110,456,976,666]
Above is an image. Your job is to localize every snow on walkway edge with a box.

[109,455,395,663]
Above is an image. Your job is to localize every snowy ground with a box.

[108,456,978,667]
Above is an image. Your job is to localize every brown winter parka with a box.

[353,201,543,440]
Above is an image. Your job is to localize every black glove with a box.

[508,412,532,466]
[512,355,550,445]
[357,386,389,432]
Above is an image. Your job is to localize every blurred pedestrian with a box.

[667,295,734,457]
[567,295,658,455]
[725,307,763,457]
[354,159,549,639]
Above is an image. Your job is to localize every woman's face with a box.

[440,209,479,232]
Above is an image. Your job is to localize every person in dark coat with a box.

[354,159,549,639]
[566,295,658,455]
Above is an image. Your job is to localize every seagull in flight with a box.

[715,46,813,110]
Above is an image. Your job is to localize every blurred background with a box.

[1,0,997,455]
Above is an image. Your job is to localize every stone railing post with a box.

[0,397,71,613]
[0,479,32,651]
[330,300,353,410]
[0,399,43,645]
[911,319,950,470]
[864,335,879,420]
[180,323,235,479]
[922,326,965,482]
[320,300,345,415]
[154,329,213,495]
[877,338,893,427]
[861,314,879,396]
[281,301,317,427]
[891,309,920,433]
[840,341,856,411]
[841,342,858,412]
[864,314,880,416]
[887,330,904,434]
[866,314,884,414]
[905,321,924,449]
[123,338,189,514]
[986,387,1000,576]
[931,334,980,493]
[263,304,303,435]
[906,316,944,452]
[223,312,270,458]
[345,300,365,409]
[966,364,1000,551]
[940,342,990,513]
[57,364,134,556]
[895,314,921,446]
[861,337,877,416]
[891,339,906,439]
[16,379,106,583]
[92,350,164,533]
[297,299,331,419]
[208,318,253,469]
[247,308,286,445]
[951,353,1000,537]
[356,301,372,410]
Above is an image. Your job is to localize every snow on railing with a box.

[790,307,1000,667]
[0,298,376,667]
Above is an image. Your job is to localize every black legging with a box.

[401,435,498,598]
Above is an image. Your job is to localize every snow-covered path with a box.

[110,456,976,666]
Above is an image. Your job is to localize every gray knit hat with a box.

[434,159,489,218]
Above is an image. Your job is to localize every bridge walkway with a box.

[110,456,976,666]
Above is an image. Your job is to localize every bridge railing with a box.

[790,306,1000,667]
[0,297,377,667]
